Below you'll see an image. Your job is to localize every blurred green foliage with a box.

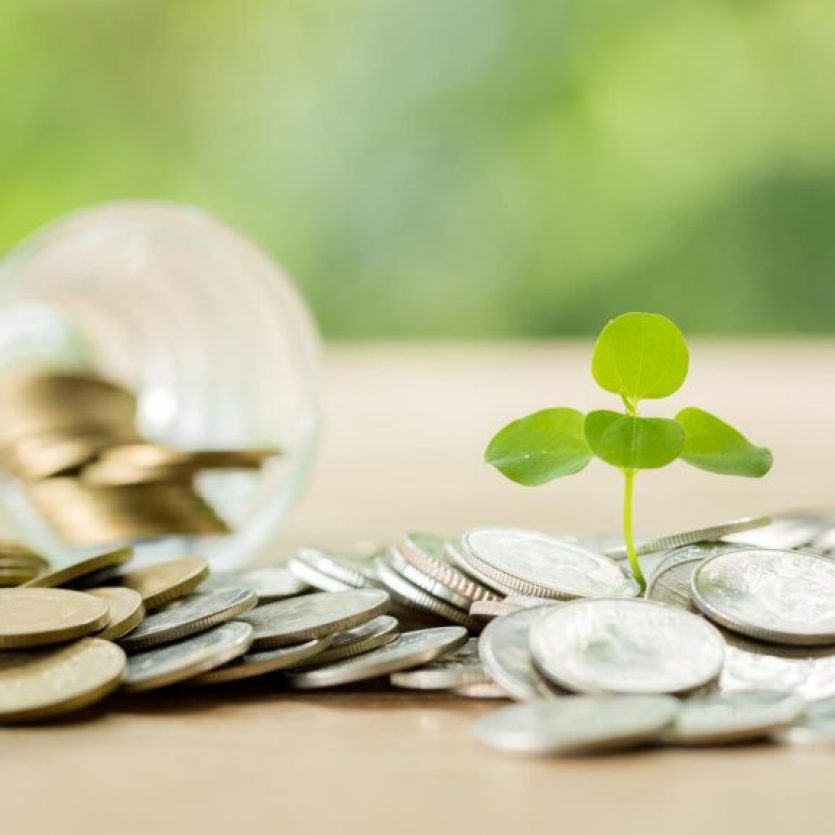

[1,0,833,337]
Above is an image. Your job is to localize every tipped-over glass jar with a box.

[0,202,320,571]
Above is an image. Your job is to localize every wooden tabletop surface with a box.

[5,341,835,835]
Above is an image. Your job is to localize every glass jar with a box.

[0,202,320,571]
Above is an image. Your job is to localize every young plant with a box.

[485,312,773,589]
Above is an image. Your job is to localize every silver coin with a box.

[374,560,481,631]
[390,638,488,689]
[724,510,835,550]
[453,681,509,699]
[400,533,499,603]
[479,607,558,701]
[645,543,743,610]
[306,615,399,666]
[810,526,835,555]
[200,566,309,602]
[470,600,515,619]
[123,621,253,692]
[295,546,381,589]
[605,517,770,559]
[287,557,353,592]
[462,528,639,600]
[471,596,557,619]
[191,635,333,684]
[474,695,679,756]
[775,697,835,746]
[239,589,390,649]
[530,598,725,695]
[444,540,511,595]
[691,548,835,645]
[663,690,804,745]
[119,588,258,652]
[720,632,835,701]
[287,626,468,689]
[387,546,472,609]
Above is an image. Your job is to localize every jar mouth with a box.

[0,201,321,570]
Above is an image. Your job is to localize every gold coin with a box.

[4,433,136,481]
[0,372,136,448]
[26,479,229,546]
[0,567,38,587]
[100,444,280,471]
[0,638,125,722]
[87,587,145,640]
[117,556,210,611]
[81,460,193,487]
[0,588,110,648]
[0,540,45,560]
[23,546,132,589]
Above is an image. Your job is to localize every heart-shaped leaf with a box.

[584,410,685,470]
[485,407,592,485]
[676,407,773,477]
[592,312,689,408]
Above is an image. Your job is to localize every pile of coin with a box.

[0,370,279,546]
[1,511,835,758]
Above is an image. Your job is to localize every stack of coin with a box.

[0,369,281,547]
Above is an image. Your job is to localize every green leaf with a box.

[584,410,685,470]
[675,407,773,477]
[485,408,592,486]
[591,312,689,407]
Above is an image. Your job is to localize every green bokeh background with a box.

[1,0,833,338]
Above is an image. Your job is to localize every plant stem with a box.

[622,468,645,590]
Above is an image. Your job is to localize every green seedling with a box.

[485,312,772,589]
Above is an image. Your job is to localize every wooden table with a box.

[5,342,835,835]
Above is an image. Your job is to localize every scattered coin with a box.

[309,615,399,666]
[0,588,110,648]
[293,546,381,589]
[645,543,743,610]
[239,589,390,649]
[200,565,310,602]
[23,547,132,589]
[123,621,254,692]
[663,690,804,746]
[479,607,557,701]
[724,510,835,551]
[390,638,489,690]
[774,697,835,746]
[461,528,639,600]
[720,632,835,701]
[0,542,48,567]
[530,598,725,695]
[87,587,145,640]
[470,600,519,619]
[605,516,770,559]
[387,546,473,609]
[691,548,835,645]
[192,636,334,684]
[288,626,468,689]
[118,588,258,652]
[398,533,499,603]
[287,556,354,592]
[474,695,679,756]
[375,559,481,630]
[116,556,210,611]
[0,638,126,722]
